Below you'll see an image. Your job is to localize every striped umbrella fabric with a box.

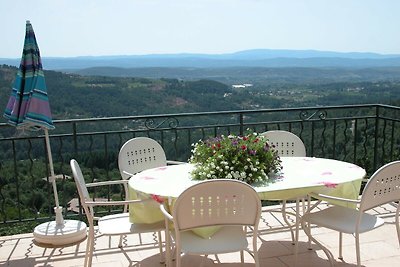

[3,21,62,223]
[3,20,54,130]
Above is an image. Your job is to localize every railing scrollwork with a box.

[299,109,327,121]
[145,117,179,130]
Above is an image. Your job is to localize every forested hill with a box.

[73,66,400,85]
[0,65,234,120]
[1,65,399,122]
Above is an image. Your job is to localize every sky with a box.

[1,0,400,58]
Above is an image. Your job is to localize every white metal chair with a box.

[118,137,169,181]
[260,130,307,243]
[299,160,400,267]
[260,130,306,157]
[160,179,261,267]
[70,159,165,267]
[118,137,181,205]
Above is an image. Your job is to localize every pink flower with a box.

[151,194,165,203]
[321,181,338,188]
[141,176,155,180]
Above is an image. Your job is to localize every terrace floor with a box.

[1,202,399,267]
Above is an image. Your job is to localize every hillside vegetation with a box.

[1,65,400,123]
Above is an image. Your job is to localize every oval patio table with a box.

[128,157,366,202]
[128,157,366,241]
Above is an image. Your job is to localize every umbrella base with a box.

[33,219,87,247]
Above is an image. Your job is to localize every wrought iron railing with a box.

[0,104,399,228]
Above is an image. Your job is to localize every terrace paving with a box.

[1,202,399,267]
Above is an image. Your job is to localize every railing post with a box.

[73,122,78,155]
[239,113,244,136]
[373,106,380,171]
[12,140,21,221]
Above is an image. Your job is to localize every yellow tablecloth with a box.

[128,157,366,236]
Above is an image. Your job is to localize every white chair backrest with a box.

[360,160,400,212]
[172,179,261,231]
[118,137,167,179]
[261,130,306,157]
[70,159,93,218]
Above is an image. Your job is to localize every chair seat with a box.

[98,213,164,235]
[302,205,385,234]
[179,226,248,255]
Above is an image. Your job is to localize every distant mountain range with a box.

[2,49,400,70]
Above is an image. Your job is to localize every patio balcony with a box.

[1,202,399,266]
[0,104,399,266]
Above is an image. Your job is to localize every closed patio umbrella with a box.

[4,21,86,246]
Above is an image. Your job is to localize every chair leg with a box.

[355,233,361,267]
[295,199,300,247]
[338,232,343,260]
[214,254,221,263]
[164,230,171,267]
[282,200,296,244]
[118,234,124,248]
[85,227,95,267]
[84,235,90,267]
[294,231,299,267]
[175,243,182,267]
[301,219,335,267]
[396,203,400,247]
[252,234,260,267]
[305,196,312,250]
[157,231,165,263]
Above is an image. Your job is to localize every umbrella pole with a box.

[44,129,64,225]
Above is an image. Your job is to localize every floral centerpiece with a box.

[189,131,282,185]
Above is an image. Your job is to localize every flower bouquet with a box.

[189,131,282,185]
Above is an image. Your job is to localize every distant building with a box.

[232,83,253,89]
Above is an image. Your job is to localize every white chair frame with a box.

[118,137,182,209]
[298,160,400,267]
[160,179,261,267]
[260,130,307,244]
[260,130,306,157]
[70,159,165,267]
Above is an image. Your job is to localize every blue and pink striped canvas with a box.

[4,21,54,130]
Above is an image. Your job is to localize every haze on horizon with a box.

[1,0,400,58]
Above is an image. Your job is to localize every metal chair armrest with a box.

[86,179,128,188]
[309,192,361,204]
[160,203,173,221]
[85,198,154,207]
[167,160,185,165]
